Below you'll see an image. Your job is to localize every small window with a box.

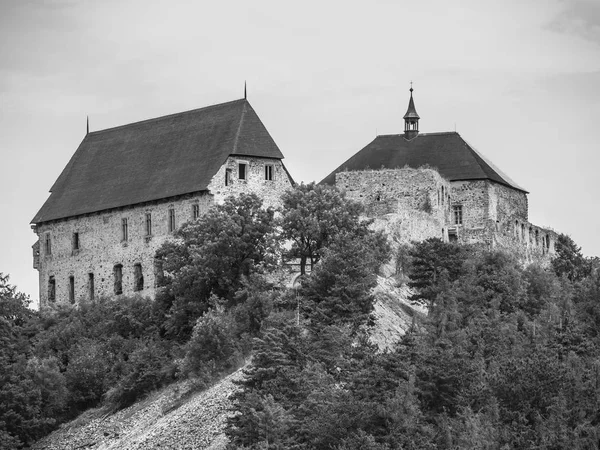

[45,233,52,255]
[225,168,233,186]
[192,204,200,220]
[121,218,128,241]
[68,276,75,304]
[168,208,176,233]
[145,213,152,236]
[238,163,247,180]
[265,164,273,181]
[452,205,463,225]
[114,264,123,295]
[48,276,56,302]
[73,232,80,251]
[134,263,144,292]
[89,273,95,300]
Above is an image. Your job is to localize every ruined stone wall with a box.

[335,167,451,226]
[449,180,490,244]
[208,156,293,209]
[35,192,213,308]
[489,182,528,223]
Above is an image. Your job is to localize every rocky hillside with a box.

[32,277,418,450]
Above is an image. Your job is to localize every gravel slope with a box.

[32,368,245,450]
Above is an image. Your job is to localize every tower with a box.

[403,84,420,140]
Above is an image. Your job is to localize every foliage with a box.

[552,233,592,282]
[156,193,278,340]
[279,183,365,275]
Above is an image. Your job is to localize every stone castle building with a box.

[32,88,557,307]
[31,98,294,307]
[321,87,557,260]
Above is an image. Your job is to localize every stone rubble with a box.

[32,368,245,450]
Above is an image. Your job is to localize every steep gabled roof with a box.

[33,99,285,223]
[320,132,527,193]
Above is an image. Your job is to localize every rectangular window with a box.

[168,208,176,233]
[154,258,164,287]
[69,276,75,304]
[73,232,80,251]
[225,168,233,186]
[45,234,52,255]
[134,263,144,291]
[89,273,95,300]
[192,204,200,220]
[114,264,123,295]
[121,218,128,241]
[265,164,273,181]
[145,213,152,236]
[48,276,56,302]
[452,205,463,225]
[238,163,247,180]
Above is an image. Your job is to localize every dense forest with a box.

[1,185,599,449]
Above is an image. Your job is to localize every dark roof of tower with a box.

[403,89,420,120]
[32,99,285,223]
[320,132,527,193]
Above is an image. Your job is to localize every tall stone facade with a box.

[32,99,294,308]
[323,88,558,264]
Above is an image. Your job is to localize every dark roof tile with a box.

[320,132,526,193]
[33,99,285,223]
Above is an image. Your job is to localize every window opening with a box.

[168,208,176,233]
[73,232,80,251]
[45,233,52,255]
[134,263,144,292]
[452,205,463,225]
[225,168,233,186]
[192,204,200,220]
[48,276,56,303]
[68,276,75,304]
[89,273,94,300]
[114,264,123,295]
[154,258,164,287]
[145,213,152,236]
[238,163,247,180]
[265,164,273,181]
[121,218,128,241]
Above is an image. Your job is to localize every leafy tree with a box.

[300,232,389,331]
[156,193,278,340]
[408,238,471,306]
[280,183,365,275]
[552,234,591,282]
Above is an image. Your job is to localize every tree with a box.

[552,234,591,282]
[280,183,365,275]
[407,238,470,307]
[156,193,278,340]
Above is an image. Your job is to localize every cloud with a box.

[546,0,600,45]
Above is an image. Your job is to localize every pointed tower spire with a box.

[86,116,89,135]
[403,82,420,140]
[244,81,247,100]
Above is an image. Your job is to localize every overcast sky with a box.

[1,0,599,304]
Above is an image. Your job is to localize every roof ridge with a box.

[89,98,247,135]
[232,101,247,154]
[377,131,458,138]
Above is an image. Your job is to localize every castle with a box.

[32,88,556,307]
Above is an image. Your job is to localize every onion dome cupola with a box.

[403,84,420,140]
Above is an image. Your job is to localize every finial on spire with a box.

[244,81,247,99]
[410,80,413,93]
[86,116,89,135]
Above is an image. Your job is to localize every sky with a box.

[1,0,599,304]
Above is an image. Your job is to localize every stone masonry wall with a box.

[34,156,294,309]
[35,192,213,308]
[335,167,451,226]
[207,156,293,209]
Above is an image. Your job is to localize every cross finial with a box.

[410,81,413,94]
